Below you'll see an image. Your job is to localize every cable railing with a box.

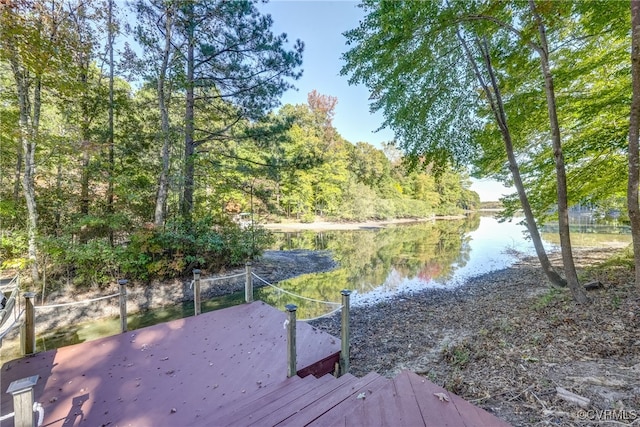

[10,264,351,364]
[1,274,21,330]
[33,292,120,310]
[251,272,342,321]
[3,266,353,426]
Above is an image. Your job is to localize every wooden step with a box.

[340,371,512,427]
[236,373,359,427]
[399,370,511,427]
[280,371,387,426]
[213,374,327,425]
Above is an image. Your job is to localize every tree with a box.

[458,33,567,287]
[169,0,303,223]
[130,0,180,226]
[526,0,587,303]
[629,0,640,288]
[341,1,572,292]
[0,0,74,281]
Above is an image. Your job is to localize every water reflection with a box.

[266,215,633,319]
[263,215,552,319]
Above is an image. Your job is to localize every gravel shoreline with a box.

[310,247,640,426]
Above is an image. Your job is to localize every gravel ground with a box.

[310,247,640,426]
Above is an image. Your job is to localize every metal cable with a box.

[34,293,120,310]
[251,273,342,306]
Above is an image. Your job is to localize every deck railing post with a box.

[22,292,37,355]
[285,304,297,378]
[339,290,351,376]
[118,279,128,333]
[245,262,253,303]
[193,269,201,316]
[7,375,39,427]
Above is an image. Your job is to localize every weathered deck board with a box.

[0,302,340,427]
[213,374,330,426]
[305,373,390,427]
[404,370,510,427]
[278,371,384,426]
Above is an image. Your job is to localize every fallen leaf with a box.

[434,392,450,402]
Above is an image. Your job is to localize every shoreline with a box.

[310,246,638,426]
[262,215,466,231]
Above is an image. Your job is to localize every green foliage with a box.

[442,341,472,368]
[1,0,481,288]
[0,230,29,270]
[119,219,273,281]
[41,217,273,287]
[43,237,120,288]
[534,288,563,310]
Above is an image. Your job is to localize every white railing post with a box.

[6,375,39,427]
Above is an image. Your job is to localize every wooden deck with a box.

[0,302,340,426]
[1,301,510,426]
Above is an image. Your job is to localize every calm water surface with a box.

[260,214,631,319]
[2,214,630,358]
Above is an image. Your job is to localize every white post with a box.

[6,375,39,427]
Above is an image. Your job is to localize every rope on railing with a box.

[189,272,247,289]
[299,305,344,322]
[252,273,342,306]
[34,292,120,310]
[0,309,24,341]
[0,274,19,291]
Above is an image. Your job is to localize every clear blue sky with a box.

[257,0,395,146]
[259,1,511,201]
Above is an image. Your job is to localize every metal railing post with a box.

[6,375,39,427]
[340,290,351,376]
[286,304,297,378]
[118,279,128,333]
[245,262,253,303]
[193,269,201,316]
[22,292,36,355]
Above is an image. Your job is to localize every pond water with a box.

[1,214,630,359]
[257,214,631,320]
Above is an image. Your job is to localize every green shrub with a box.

[43,217,274,287]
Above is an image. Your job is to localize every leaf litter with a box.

[311,247,640,426]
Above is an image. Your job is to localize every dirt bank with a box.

[310,247,640,426]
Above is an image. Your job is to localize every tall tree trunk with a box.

[461,33,567,288]
[55,156,63,235]
[79,64,91,221]
[628,0,640,288]
[154,4,174,227]
[529,0,587,303]
[181,3,195,224]
[106,0,115,244]
[11,59,39,282]
[13,152,22,203]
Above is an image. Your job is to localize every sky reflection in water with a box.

[267,215,631,319]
